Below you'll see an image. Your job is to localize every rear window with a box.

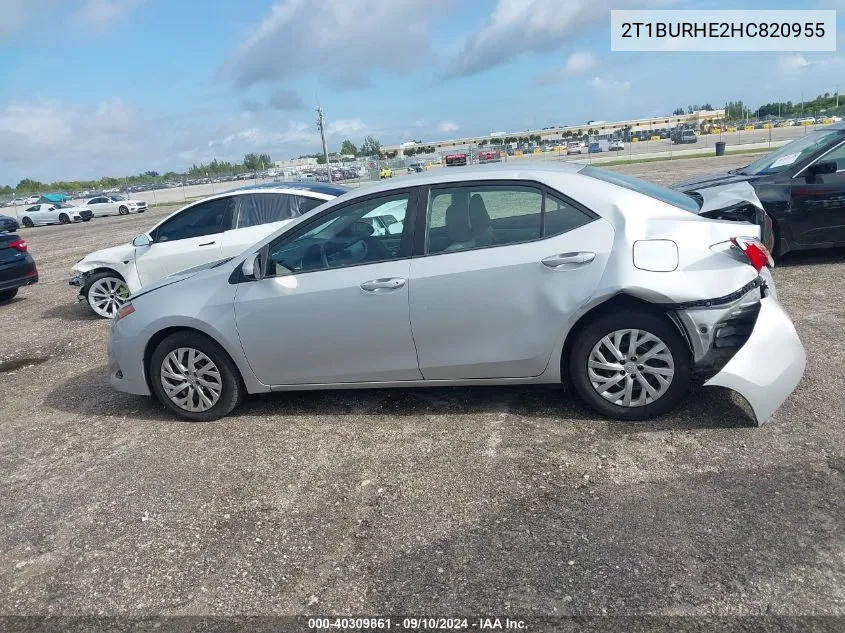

[580,166,700,213]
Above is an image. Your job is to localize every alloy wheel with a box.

[160,348,223,412]
[87,277,129,318]
[587,328,675,407]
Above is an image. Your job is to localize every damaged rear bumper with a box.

[672,272,805,424]
[703,295,805,424]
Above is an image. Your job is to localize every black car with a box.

[0,214,19,233]
[672,122,845,256]
[0,233,38,301]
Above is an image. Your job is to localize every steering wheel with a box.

[304,240,369,270]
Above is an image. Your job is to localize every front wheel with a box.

[149,331,245,422]
[0,288,18,302]
[568,309,691,421]
[83,272,130,318]
[118,206,129,215]
[59,213,70,224]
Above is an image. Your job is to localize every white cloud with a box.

[778,52,845,74]
[560,51,596,76]
[326,118,367,136]
[221,0,451,88]
[778,53,812,74]
[437,120,460,133]
[448,0,670,77]
[0,0,60,36]
[0,98,367,183]
[72,0,144,32]
[589,76,632,94]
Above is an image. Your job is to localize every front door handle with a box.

[360,277,406,292]
[542,252,596,269]
[198,241,216,247]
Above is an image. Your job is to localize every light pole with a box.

[316,104,332,183]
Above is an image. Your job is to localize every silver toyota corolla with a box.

[108,163,806,423]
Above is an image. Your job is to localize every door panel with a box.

[410,219,614,379]
[135,234,224,285]
[789,172,845,246]
[234,260,421,385]
[219,221,292,258]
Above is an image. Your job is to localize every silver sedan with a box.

[107,163,806,423]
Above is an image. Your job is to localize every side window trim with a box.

[259,186,425,279]
[415,180,599,257]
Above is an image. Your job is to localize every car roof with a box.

[345,162,586,197]
[222,180,350,197]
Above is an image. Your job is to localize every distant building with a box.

[274,157,319,169]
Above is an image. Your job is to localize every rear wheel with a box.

[59,213,70,224]
[568,309,691,420]
[21,217,34,228]
[149,331,245,422]
[83,272,129,318]
[0,288,18,302]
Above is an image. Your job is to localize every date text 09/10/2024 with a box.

[306,617,527,630]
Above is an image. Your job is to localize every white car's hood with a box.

[74,242,135,273]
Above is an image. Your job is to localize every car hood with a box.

[132,257,235,300]
[671,170,759,191]
[75,242,136,272]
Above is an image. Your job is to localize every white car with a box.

[567,141,587,155]
[70,182,347,318]
[20,202,94,227]
[85,195,148,216]
[608,139,625,151]
[23,195,40,205]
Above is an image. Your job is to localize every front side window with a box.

[235,193,325,229]
[811,140,845,172]
[266,193,409,276]
[154,197,234,242]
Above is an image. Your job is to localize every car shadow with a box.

[45,365,756,429]
[776,246,845,267]
[41,302,102,321]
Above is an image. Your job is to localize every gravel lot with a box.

[1,154,843,627]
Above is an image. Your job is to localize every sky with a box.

[0,0,844,184]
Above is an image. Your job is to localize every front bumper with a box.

[704,294,805,424]
[69,272,87,301]
[108,316,151,396]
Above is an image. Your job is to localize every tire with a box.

[568,309,692,421]
[0,288,18,302]
[83,271,130,319]
[21,217,34,228]
[149,331,245,422]
[118,206,129,215]
[59,213,70,224]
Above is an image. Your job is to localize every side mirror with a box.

[132,234,151,247]
[808,160,838,176]
[241,251,264,281]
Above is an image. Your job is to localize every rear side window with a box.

[154,197,234,242]
[426,185,594,254]
[236,193,326,229]
[581,166,700,213]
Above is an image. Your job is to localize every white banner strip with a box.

[611,10,837,52]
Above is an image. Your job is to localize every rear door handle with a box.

[198,241,216,247]
[542,252,596,269]
[360,277,406,292]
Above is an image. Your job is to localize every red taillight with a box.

[730,236,773,272]
[10,239,27,252]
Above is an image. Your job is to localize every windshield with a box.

[110,195,127,201]
[741,130,842,175]
[581,166,700,213]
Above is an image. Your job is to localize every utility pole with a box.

[315,104,332,183]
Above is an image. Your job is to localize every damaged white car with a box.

[107,164,806,423]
